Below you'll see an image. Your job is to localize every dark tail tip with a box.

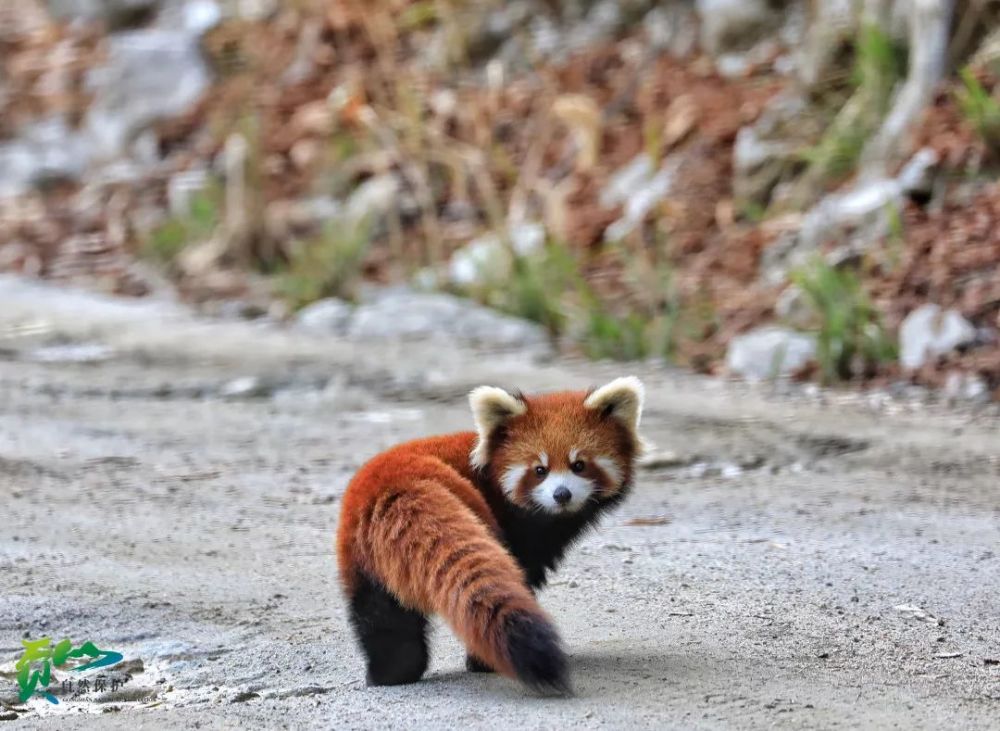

[504,611,572,696]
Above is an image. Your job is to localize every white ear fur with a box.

[469,386,527,468]
[584,376,644,439]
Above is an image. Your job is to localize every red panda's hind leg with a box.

[348,572,429,686]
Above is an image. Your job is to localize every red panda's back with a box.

[336,431,487,591]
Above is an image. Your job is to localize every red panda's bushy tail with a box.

[352,476,570,694]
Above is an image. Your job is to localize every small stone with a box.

[601,155,677,242]
[447,222,543,287]
[600,154,654,208]
[219,376,269,399]
[943,371,990,404]
[344,174,400,223]
[295,298,354,335]
[234,0,278,20]
[899,304,976,371]
[715,53,752,78]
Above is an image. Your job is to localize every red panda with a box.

[336,376,645,694]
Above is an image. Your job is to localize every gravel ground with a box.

[0,277,998,729]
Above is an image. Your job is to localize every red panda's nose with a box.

[553,486,572,505]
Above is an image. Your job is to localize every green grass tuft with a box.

[275,217,372,308]
[141,185,222,264]
[791,260,896,383]
[955,67,1000,156]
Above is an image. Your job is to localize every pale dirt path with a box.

[1,277,998,729]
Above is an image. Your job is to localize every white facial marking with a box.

[502,465,528,496]
[531,470,594,513]
[595,456,623,486]
[569,447,580,462]
[539,452,548,468]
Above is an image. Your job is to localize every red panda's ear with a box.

[469,386,527,468]
[584,376,644,439]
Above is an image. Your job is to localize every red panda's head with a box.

[468,377,645,515]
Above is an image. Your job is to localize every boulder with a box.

[348,288,549,351]
[898,304,976,370]
[726,326,817,380]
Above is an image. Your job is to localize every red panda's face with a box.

[469,378,644,516]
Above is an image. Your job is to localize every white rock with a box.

[643,4,698,57]
[177,0,222,33]
[943,371,990,403]
[232,0,276,21]
[447,222,544,287]
[0,116,91,198]
[295,298,354,335]
[219,376,269,398]
[84,29,211,162]
[715,53,751,78]
[895,147,938,193]
[600,154,654,208]
[601,154,676,242]
[695,0,771,55]
[344,174,400,223]
[726,327,817,381]
[449,238,502,287]
[899,304,976,370]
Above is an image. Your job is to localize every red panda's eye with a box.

[534,465,548,477]
[570,460,586,473]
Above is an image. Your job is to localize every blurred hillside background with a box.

[1,0,999,398]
